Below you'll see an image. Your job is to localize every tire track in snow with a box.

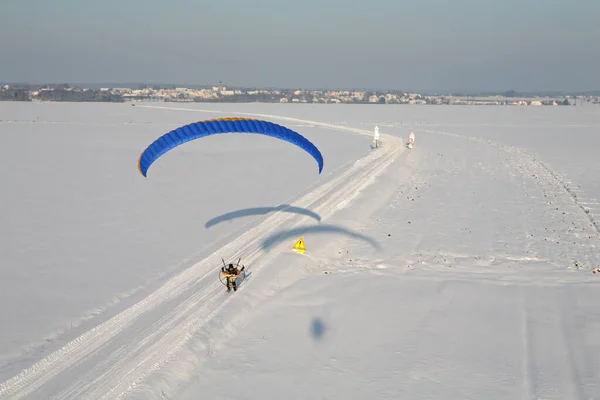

[520,288,535,400]
[423,129,600,271]
[135,104,381,138]
[99,143,401,400]
[0,109,404,399]
[424,129,600,237]
[63,136,400,400]
[561,285,598,399]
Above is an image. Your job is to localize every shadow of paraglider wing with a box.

[260,223,381,251]
[205,204,321,228]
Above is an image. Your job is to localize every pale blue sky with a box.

[2,0,598,92]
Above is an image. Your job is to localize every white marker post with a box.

[373,125,380,148]
[408,131,415,149]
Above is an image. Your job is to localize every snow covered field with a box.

[1,101,599,399]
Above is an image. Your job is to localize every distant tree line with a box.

[35,88,124,102]
[0,88,31,101]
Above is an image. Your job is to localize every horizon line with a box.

[1,81,598,96]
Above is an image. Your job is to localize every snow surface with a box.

[1,101,599,399]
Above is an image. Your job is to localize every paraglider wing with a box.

[138,117,324,177]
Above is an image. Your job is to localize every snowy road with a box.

[0,109,405,399]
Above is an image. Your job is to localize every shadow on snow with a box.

[310,317,327,340]
[205,204,321,228]
[260,223,381,251]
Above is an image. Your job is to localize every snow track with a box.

[425,129,600,244]
[0,110,404,399]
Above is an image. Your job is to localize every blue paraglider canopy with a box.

[138,117,324,177]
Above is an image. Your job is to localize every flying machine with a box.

[137,117,324,177]
[219,257,246,293]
